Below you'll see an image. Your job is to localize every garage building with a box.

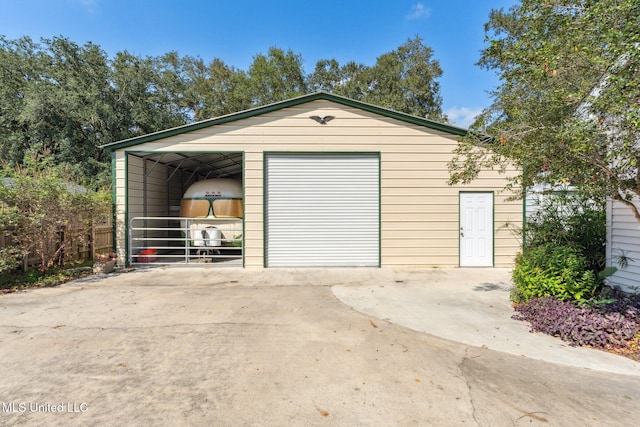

[102,92,522,268]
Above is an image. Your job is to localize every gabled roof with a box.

[100,91,468,152]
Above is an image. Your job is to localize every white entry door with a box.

[459,192,493,267]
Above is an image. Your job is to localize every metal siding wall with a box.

[266,154,379,267]
[607,199,640,293]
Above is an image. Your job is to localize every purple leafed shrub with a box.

[513,296,639,349]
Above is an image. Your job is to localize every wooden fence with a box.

[1,217,113,271]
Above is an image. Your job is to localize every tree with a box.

[309,37,447,121]
[0,36,41,166]
[43,37,115,185]
[111,51,189,138]
[307,59,343,93]
[0,36,117,188]
[365,36,445,121]
[181,56,251,120]
[449,0,640,219]
[246,47,307,105]
[309,59,372,101]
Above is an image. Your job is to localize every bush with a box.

[512,244,598,303]
[0,159,111,274]
[514,189,608,304]
[524,190,606,273]
[513,297,638,349]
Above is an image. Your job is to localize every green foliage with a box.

[365,36,445,121]
[308,36,447,122]
[449,0,640,220]
[246,47,308,105]
[0,160,111,274]
[524,190,606,272]
[181,56,251,121]
[512,245,598,303]
[0,264,93,291]
[513,190,609,304]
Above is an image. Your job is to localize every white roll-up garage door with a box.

[265,154,380,267]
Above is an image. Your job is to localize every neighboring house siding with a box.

[114,99,522,268]
[606,198,640,292]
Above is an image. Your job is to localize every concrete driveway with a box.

[1,267,639,426]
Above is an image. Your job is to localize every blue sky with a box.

[0,0,518,127]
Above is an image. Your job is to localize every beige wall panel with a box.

[382,213,460,223]
[494,258,514,268]
[243,187,264,198]
[245,204,263,217]
[382,198,459,205]
[131,140,457,154]
[383,167,461,178]
[381,187,467,196]
[382,153,462,162]
[382,201,458,209]
[382,206,458,215]
[384,162,452,171]
[245,203,263,213]
[243,150,264,268]
[242,155,259,166]
[382,255,459,267]
[382,221,457,231]
[243,223,263,234]
[384,240,458,250]
[382,179,463,188]
[383,195,458,205]
[382,229,458,239]
[114,152,127,263]
[244,167,264,181]
[495,213,522,223]
[194,123,440,135]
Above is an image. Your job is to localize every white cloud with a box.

[444,106,483,128]
[406,3,431,20]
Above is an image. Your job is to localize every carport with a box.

[121,151,243,265]
[102,92,523,269]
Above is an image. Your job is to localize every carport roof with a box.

[125,151,243,179]
[100,91,469,152]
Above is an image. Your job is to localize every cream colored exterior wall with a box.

[114,150,127,262]
[114,99,522,267]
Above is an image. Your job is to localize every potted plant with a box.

[94,252,117,274]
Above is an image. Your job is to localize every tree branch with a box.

[613,192,640,222]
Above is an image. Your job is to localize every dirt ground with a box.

[1,269,639,426]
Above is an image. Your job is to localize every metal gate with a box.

[129,217,243,265]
